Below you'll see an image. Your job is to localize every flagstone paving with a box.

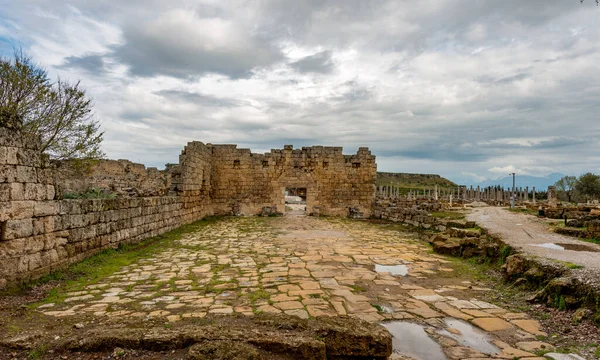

[36,216,555,359]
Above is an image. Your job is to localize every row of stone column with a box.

[377,184,539,204]
[376,184,442,200]
[457,186,537,203]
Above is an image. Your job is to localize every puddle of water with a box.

[437,318,500,355]
[533,243,599,252]
[534,243,565,250]
[557,243,600,252]
[375,264,409,276]
[382,322,447,360]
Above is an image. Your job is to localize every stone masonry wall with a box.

[53,159,171,197]
[0,127,213,288]
[1,128,377,288]
[372,198,448,230]
[206,144,377,217]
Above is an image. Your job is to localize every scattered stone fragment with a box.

[545,353,586,360]
[511,319,546,336]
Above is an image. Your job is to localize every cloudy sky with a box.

[1,0,599,185]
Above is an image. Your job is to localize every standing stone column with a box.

[434,185,438,200]
[525,186,529,202]
[548,186,557,207]
[533,187,536,204]
[520,187,524,201]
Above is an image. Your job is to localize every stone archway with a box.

[275,170,318,215]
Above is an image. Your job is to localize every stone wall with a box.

[0,127,377,288]
[0,127,213,288]
[53,159,171,197]
[372,198,448,230]
[372,197,478,232]
[173,143,377,217]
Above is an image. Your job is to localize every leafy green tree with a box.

[575,173,600,201]
[0,49,104,160]
[554,175,578,202]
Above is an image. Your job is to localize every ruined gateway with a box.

[171,142,377,217]
[0,126,376,287]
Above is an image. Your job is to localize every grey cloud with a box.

[154,90,240,108]
[112,13,283,79]
[59,53,106,73]
[476,73,531,84]
[3,0,600,180]
[289,50,334,74]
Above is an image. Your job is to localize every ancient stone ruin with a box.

[0,126,376,288]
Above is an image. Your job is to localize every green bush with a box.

[63,187,116,199]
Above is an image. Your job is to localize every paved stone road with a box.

[468,206,600,271]
[37,216,553,359]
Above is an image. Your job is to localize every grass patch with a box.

[212,264,231,273]
[371,304,383,313]
[248,289,270,304]
[582,237,600,245]
[28,344,48,359]
[554,295,567,311]
[350,284,367,293]
[499,245,513,264]
[23,217,222,305]
[564,262,584,270]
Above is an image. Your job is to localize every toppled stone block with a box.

[53,314,391,359]
[433,239,461,256]
[448,227,481,238]
[260,206,281,217]
[348,207,365,219]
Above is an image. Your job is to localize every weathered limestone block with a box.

[2,218,34,240]
[24,183,47,200]
[33,201,59,217]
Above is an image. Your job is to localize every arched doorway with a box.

[276,170,317,216]
[285,187,307,215]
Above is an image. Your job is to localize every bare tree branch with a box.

[0,49,104,160]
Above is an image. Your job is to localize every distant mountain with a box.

[472,172,565,190]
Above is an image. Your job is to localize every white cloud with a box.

[1,0,599,185]
[462,172,488,183]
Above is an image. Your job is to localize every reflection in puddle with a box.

[437,318,500,355]
[375,264,409,276]
[534,243,599,252]
[534,243,565,250]
[559,243,600,252]
[382,321,447,360]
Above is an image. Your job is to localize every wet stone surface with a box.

[33,216,554,359]
[375,264,409,276]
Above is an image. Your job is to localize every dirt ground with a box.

[1,215,599,359]
[467,207,600,271]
